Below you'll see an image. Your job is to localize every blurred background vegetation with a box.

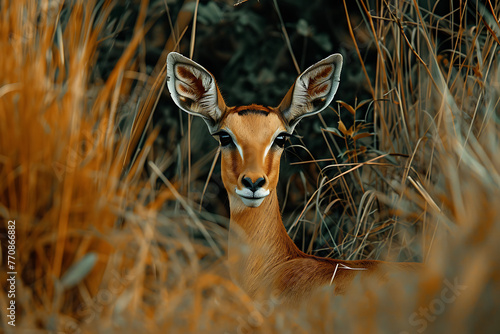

[1,0,499,332]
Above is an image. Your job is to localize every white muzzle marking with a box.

[235,187,270,207]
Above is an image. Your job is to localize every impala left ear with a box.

[166,52,227,134]
[277,54,342,132]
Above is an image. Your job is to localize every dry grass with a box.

[0,0,499,333]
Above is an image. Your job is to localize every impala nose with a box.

[241,176,266,192]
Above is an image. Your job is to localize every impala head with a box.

[167,53,342,208]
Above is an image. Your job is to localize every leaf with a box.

[60,253,98,290]
[297,19,310,37]
[348,124,355,136]
[338,120,349,136]
[337,100,356,115]
[203,2,223,25]
[352,132,373,141]
[324,127,345,137]
[312,33,333,52]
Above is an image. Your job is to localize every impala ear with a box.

[277,54,342,132]
[166,52,227,133]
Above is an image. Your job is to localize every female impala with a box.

[166,52,420,304]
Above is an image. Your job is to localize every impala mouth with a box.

[235,188,270,207]
[240,195,261,200]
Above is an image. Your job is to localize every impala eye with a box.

[273,133,289,148]
[216,131,234,147]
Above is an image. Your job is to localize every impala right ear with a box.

[166,52,227,133]
[277,54,342,132]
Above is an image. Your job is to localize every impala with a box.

[166,52,420,304]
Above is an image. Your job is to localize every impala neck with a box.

[227,190,302,296]
[228,190,299,255]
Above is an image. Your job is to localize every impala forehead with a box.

[222,112,286,145]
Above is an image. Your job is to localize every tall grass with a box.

[0,0,224,332]
[297,1,500,332]
[1,0,499,333]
